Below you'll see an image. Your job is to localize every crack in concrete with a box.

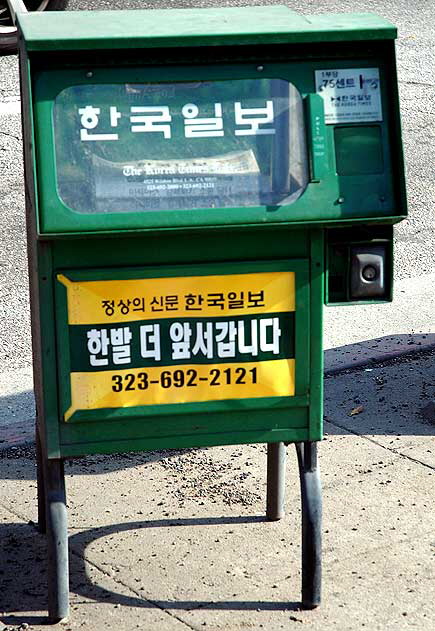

[0,131,20,142]
[0,494,199,628]
[0,489,298,614]
[75,550,200,630]
[0,497,32,525]
[399,80,435,88]
[326,420,435,472]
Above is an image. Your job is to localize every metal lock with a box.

[350,245,387,299]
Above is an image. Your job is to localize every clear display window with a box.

[53,79,308,213]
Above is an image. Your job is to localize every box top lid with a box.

[18,5,397,52]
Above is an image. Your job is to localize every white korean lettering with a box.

[110,106,122,127]
[140,324,161,361]
[192,322,213,359]
[110,326,132,365]
[79,105,119,141]
[130,106,172,138]
[234,100,276,136]
[170,322,192,360]
[79,105,99,131]
[215,321,237,358]
[237,320,258,356]
[182,102,224,138]
[87,328,110,366]
[259,317,281,354]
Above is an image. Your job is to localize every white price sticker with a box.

[315,68,382,124]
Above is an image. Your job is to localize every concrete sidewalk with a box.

[1,347,434,630]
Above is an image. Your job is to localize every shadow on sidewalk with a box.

[2,335,434,622]
[70,516,302,612]
[0,516,301,625]
[324,332,435,374]
[0,522,50,626]
[324,340,435,438]
[0,442,197,480]
[1,333,434,483]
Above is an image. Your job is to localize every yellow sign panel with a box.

[59,270,296,421]
[58,270,295,324]
[65,359,295,420]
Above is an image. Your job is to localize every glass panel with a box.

[334,125,384,175]
[53,79,308,213]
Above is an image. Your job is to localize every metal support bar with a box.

[296,441,322,608]
[266,442,286,520]
[35,425,46,534]
[44,458,69,622]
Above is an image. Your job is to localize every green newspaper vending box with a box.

[16,5,406,621]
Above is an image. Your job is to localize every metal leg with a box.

[266,442,286,521]
[45,458,69,622]
[296,441,322,609]
[35,427,46,534]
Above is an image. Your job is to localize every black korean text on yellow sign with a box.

[58,270,296,420]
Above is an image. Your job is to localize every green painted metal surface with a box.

[18,7,397,52]
[38,230,321,458]
[18,11,407,618]
[18,5,405,460]
[32,55,405,235]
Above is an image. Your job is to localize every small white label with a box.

[315,68,382,124]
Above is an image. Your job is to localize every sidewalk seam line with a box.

[73,550,199,630]
[0,499,31,523]
[326,421,435,472]
[0,130,20,142]
[0,500,199,629]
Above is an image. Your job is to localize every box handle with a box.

[304,94,328,183]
